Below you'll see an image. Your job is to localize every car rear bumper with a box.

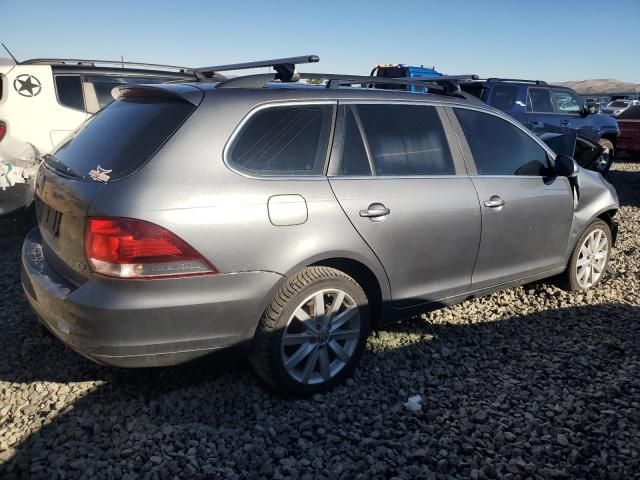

[21,227,284,367]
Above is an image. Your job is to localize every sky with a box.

[2,0,640,83]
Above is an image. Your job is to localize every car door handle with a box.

[560,120,570,126]
[483,196,505,209]
[359,203,390,219]
[530,120,543,127]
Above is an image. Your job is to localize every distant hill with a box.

[558,79,640,94]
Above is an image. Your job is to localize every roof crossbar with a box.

[20,58,193,73]
[194,54,319,82]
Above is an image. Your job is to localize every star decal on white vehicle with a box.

[14,74,42,97]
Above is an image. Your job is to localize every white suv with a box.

[0,56,194,216]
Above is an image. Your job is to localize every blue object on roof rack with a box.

[371,64,443,93]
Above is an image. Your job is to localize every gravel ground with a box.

[1,158,639,479]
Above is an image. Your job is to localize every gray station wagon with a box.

[21,56,619,394]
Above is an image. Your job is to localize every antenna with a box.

[1,43,19,63]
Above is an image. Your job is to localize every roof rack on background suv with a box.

[485,78,548,85]
[20,58,194,73]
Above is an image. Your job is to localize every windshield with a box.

[609,100,629,108]
[51,96,195,182]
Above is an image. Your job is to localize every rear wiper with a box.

[42,154,84,180]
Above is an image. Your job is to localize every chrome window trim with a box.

[222,100,338,181]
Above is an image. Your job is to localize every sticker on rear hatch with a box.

[88,166,112,182]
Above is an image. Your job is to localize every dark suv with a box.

[460,79,620,173]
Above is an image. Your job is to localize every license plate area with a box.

[40,203,63,236]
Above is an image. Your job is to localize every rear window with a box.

[51,95,194,181]
[227,104,334,176]
[618,105,640,120]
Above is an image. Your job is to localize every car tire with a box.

[250,266,370,395]
[596,139,615,175]
[559,219,612,291]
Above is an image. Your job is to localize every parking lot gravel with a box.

[1,159,639,479]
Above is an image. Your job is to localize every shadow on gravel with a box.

[1,295,639,478]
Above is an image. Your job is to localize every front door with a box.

[551,88,595,141]
[451,107,574,289]
[328,103,481,307]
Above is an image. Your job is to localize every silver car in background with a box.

[21,57,619,394]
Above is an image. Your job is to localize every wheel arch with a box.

[309,257,387,327]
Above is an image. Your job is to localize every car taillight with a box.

[0,121,6,142]
[85,217,217,279]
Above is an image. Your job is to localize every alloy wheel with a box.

[576,228,609,288]
[280,289,361,385]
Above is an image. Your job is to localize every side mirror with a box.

[587,105,598,114]
[555,154,579,178]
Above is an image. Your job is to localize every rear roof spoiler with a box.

[113,84,204,106]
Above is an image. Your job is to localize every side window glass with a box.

[228,105,333,176]
[526,88,554,113]
[337,107,372,176]
[455,108,552,176]
[356,104,454,176]
[54,75,85,111]
[552,89,584,114]
[489,85,518,111]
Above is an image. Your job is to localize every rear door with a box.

[450,107,573,289]
[328,102,481,308]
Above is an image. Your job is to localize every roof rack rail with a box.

[217,72,481,102]
[20,58,193,73]
[194,54,319,82]
[485,78,547,85]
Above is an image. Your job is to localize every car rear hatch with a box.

[35,83,203,285]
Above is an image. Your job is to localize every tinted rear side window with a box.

[55,75,85,111]
[527,88,553,113]
[356,104,454,176]
[455,108,551,176]
[338,107,372,176]
[228,105,334,176]
[489,85,518,111]
[52,96,194,181]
